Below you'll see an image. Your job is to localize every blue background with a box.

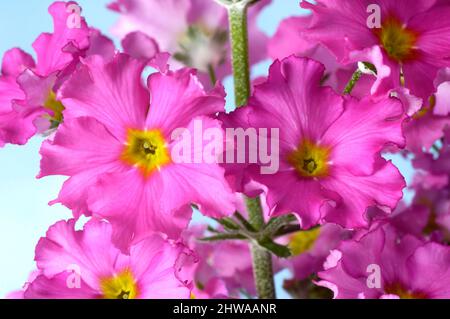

[0,0,412,298]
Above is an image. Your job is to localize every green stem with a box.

[250,244,275,299]
[228,2,251,107]
[343,69,362,95]
[226,1,275,299]
[207,64,217,85]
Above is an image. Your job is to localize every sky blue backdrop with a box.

[0,0,412,298]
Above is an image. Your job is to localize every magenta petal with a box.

[268,16,315,60]
[87,169,193,250]
[322,161,406,228]
[39,117,124,216]
[35,219,120,289]
[323,96,405,176]
[410,6,450,58]
[146,68,226,135]
[60,54,149,140]
[130,235,191,298]
[257,170,334,228]
[402,56,442,100]
[39,117,123,177]
[248,57,344,146]
[1,48,35,77]
[301,1,376,62]
[121,31,159,61]
[403,114,450,153]
[24,272,99,299]
[32,1,89,76]
[86,28,116,61]
[406,242,450,298]
[0,76,38,146]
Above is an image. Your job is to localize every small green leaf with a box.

[360,61,377,75]
[199,233,246,242]
[258,237,291,258]
[234,212,256,232]
[213,217,241,231]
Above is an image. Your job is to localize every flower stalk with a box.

[343,69,363,95]
[225,0,276,299]
[228,2,251,107]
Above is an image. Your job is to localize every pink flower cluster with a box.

[1,0,449,299]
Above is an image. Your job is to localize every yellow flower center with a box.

[100,269,139,299]
[384,283,427,299]
[376,17,417,62]
[288,227,321,256]
[288,139,330,178]
[121,128,171,177]
[44,91,65,128]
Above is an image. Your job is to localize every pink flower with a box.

[302,0,450,100]
[231,56,405,229]
[281,224,353,282]
[388,204,434,239]
[23,219,193,299]
[268,15,375,99]
[402,97,450,153]
[0,1,115,146]
[268,13,429,150]
[108,0,270,86]
[0,49,41,146]
[183,225,254,298]
[317,224,450,299]
[408,134,450,240]
[39,53,236,249]
[14,1,91,132]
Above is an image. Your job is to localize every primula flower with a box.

[282,224,352,281]
[409,136,450,240]
[232,56,405,229]
[387,204,437,239]
[317,224,450,299]
[413,126,450,178]
[302,0,450,100]
[0,1,115,146]
[183,225,255,298]
[268,15,375,99]
[23,219,193,299]
[413,187,450,242]
[280,224,352,299]
[402,95,450,153]
[0,48,41,146]
[268,14,425,125]
[13,1,90,132]
[39,53,236,249]
[108,0,270,85]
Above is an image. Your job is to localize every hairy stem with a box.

[228,2,251,107]
[227,1,275,299]
[250,244,276,299]
[343,69,362,95]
